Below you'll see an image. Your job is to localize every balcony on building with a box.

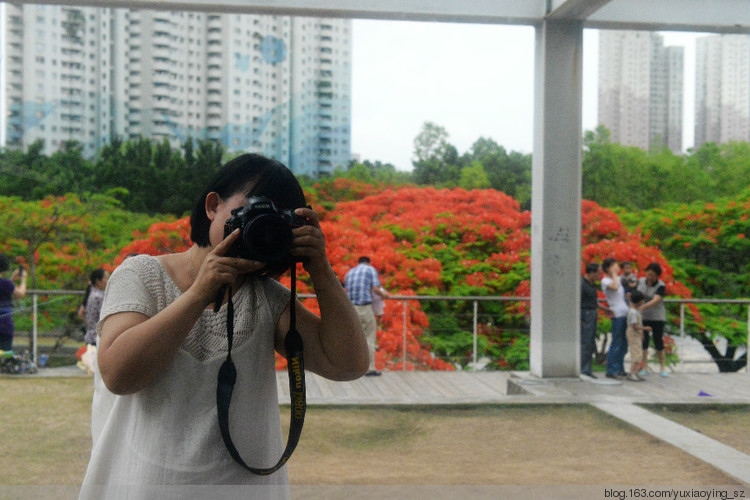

[152,121,173,136]
[207,64,222,79]
[207,77,222,92]
[152,45,172,61]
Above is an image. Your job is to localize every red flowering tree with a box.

[618,191,750,372]
[109,185,700,372]
[0,194,163,348]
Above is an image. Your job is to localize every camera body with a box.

[223,196,309,263]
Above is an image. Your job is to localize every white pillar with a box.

[529,19,583,378]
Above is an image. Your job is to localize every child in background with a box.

[626,290,651,381]
[620,261,638,302]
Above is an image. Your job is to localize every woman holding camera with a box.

[0,254,26,352]
[80,154,369,498]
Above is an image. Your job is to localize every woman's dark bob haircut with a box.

[89,268,107,284]
[645,262,663,276]
[602,257,617,272]
[190,154,307,276]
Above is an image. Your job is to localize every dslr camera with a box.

[223,196,310,263]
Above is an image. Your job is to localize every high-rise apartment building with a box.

[1,5,114,156]
[598,30,684,152]
[694,34,750,147]
[0,5,351,177]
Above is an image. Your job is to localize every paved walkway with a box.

[275,370,750,405]
[594,402,750,485]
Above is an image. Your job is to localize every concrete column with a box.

[529,19,583,377]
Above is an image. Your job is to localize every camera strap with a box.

[216,266,306,475]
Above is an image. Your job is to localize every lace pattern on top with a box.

[98,254,290,361]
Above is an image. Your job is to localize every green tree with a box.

[0,195,90,356]
[0,147,36,197]
[0,195,90,288]
[468,137,531,208]
[41,141,94,198]
[713,141,750,198]
[458,161,491,190]
[412,122,461,185]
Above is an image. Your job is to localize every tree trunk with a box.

[695,331,748,372]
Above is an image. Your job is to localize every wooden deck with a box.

[276,371,750,405]
[28,365,750,405]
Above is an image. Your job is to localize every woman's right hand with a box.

[610,264,620,279]
[187,229,264,308]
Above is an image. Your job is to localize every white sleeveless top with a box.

[79,255,291,500]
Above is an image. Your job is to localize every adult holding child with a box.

[80,154,369,498]
[601,257,629,380]
[637,262,668,377]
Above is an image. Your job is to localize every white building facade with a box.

[695,34,750,148]
[598,30,683,153]
[0,5,351,177]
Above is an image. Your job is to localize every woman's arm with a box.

[605,274,620,291]
[97,302,204,395]
[641,293,663,311]
[275,208,369,381]
[98,231,260,395]
[11,269,26,299]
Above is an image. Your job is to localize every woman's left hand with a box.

[290,207,330,276]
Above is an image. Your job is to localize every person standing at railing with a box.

[636,262,668,377]
[0,253,27,352]
[83,268,109,347]
[345,256,387,376]
[602,257,629,380]
[77,268,110,375]
[580,262,610,378]
[371,283,391,329]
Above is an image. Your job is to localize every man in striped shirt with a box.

[344,256,386,376]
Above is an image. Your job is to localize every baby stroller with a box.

[0,350,38,375]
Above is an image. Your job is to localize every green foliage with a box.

[421,315,477,365]
[410,123,532,208]
[412,122,461,186]
[468,137,531,209]
[4,127,750,371]
[620,190,750,365]
[340,160,413,186]
[621,191,750,298]
[583,126,750,210]
[459,161,491,190]
[0,136,225,216]
[0,194,165,340]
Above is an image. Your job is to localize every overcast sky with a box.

[350,20,701,171]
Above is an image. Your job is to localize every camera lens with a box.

[243,214,293,262]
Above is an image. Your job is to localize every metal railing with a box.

[298,294,750,373]
[10,290,750,374]
[10,289,85,363]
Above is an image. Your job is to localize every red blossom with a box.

[110,188,695,371]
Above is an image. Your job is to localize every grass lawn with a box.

[0,377,743,486]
